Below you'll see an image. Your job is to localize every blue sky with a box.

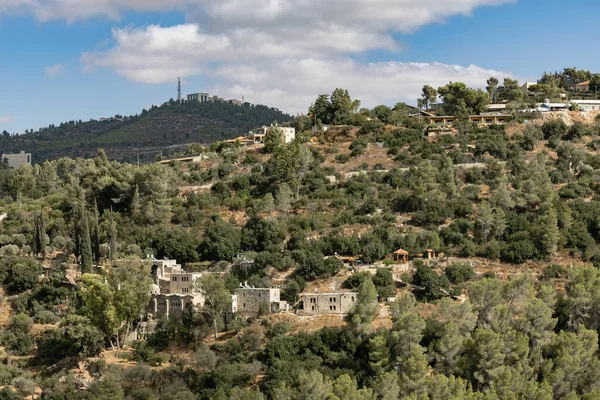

[0,0,597,133]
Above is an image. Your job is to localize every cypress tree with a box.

[38,211,46,257]
[33,212,41,256]
[109,210,118,261]
[91,199,101,263]
[80,204,93,274]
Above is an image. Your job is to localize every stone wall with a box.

[148,293,204,320]
[235,288,281,314]
[299,292,358,316]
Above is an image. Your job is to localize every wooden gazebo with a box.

[392,249,409,263]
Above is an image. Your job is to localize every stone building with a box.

[2,151,32,169]
[149,293,205,320]
[299,292,358,316]
[234,283,289,315]
[148,258,204,320]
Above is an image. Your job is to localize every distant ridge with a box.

[0,100,293,163]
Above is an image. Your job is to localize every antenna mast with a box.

[177,77,182,102]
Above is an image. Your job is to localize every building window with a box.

[329,306,332,311]
[486,119,493,124]
[334,306,337,311]
[334,298,337,303]
[351,297,355,302]
[182,288,189,293]
[172,277,177,281]
[243,303,246,309]
[258,293,261,298]
[312,306,315,311]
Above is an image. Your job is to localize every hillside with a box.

[0,100,292,162]
[3,104,600,398]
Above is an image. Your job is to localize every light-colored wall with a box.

[235,288,280,314]
[149,293,204,320]
[1,151,31,169]
[300,293,358,315]
[168,273,201,294]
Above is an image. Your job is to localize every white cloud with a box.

[44,63,64,77]
[1,0,516,112]
[0,116,14,124]
[81,22,514,113]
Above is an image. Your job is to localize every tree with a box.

[347,278,378,338]
[433,322,464,375]
[297,370,332,400]
[94,373,124,400]
[308,94,332,125]
[330,88,357,125]
[108,209,118,261]
[276,183,292,216]
[78,204,93,273]
[80,274,121,349]
[372,105,392,124]
[91,200,101,264]
[421,85,438,111]
[437,82,489,116]
[200,219,241,261]
[111,264,153,345]
[498,78,524,102]
[264,127,285,153]
[197,274,232,340]
[33,210,46,257]
[486,77,499,102]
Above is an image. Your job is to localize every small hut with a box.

[426,249,436,260]
[392,249,409,263]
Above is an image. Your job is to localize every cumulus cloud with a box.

[81,21,514,113]
[44,63,64,77]
[0,116,14,124]
[7,0,512,112]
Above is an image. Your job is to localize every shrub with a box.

[541,264,566,280]
[267,322,293,338]
[335,154,350,164]
[445,263,475,284]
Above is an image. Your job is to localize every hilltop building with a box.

[299,292,358,316]
[2,151,32,169]
[234,283,289,315]
[187,92,242,106]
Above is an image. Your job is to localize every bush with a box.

[349,138,369,157]
[267,322,292,338]
[541,264,566,280]
[444,263,475,284]
[335,154,351,164]
[412,261,450,301]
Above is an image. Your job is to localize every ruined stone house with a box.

[299,292,358,316]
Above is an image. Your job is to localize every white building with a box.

[570,99,600,111]
[253,125,296,144]
[1,151,31,168]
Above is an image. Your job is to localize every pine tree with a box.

[79,205,93,274]
[347,278,378,339]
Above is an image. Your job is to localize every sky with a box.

[1,0,599,133]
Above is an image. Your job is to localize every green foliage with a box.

[444,263,475,284]
[412,261,450,300]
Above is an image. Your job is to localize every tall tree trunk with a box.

[214,318,218,341]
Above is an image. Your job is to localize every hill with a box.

[0,100,293,162]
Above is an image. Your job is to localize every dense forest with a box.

[0,100,292,163]
[3,81,600,399]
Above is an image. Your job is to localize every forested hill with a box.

[0,100,293,163]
